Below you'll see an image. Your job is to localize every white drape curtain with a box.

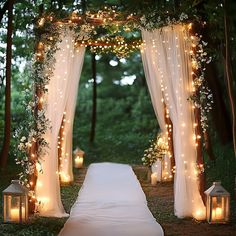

[141,40,166,132]
[36,30,85,217]
[141,25,205,219]
[59,46,85,183]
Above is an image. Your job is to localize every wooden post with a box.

[194,107,206,203]
[28,5,45,213]
[28,88,44,213]
[163,102,175,173]
[58,116,64,182]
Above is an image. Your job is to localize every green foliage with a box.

[73,52,159,165]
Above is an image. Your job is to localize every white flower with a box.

[21,136,26,142]
[179,13,188,21]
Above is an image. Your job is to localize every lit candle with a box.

[75,156,83,168]
[216,207,223,220]
[151,173,158,185]
[10,208,19,221]
[10,207,25,222]
[212,207,223,221]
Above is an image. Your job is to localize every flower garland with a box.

[142,133,168,168]
[189,33,213,132]
[139,12,191,30]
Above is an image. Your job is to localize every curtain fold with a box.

[59,47,85,183]
[35,30,85,217]
[141,37,166,131]
[141,25,205,219]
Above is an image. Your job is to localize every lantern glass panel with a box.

[6,195,21,222]
[205,181,230,224]
[3,180,29,223]
[210,196,225,222]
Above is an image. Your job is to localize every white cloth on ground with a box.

[59,162,164,236]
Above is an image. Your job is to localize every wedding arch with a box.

[15,7,213,221]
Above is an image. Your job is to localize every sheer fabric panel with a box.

[36,31,85,217]
[141,25,205,219]
[141,40,166,131]
[59,47,85,183]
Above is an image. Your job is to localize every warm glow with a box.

[38,18,45,26]
[212,207,223,221]
[194,209,206,220]
[75,156,83,168]
[10,207,25,222]
[151,173,158,186]
[188,23,192,30]
[60,172,70,183]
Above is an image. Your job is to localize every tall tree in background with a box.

[90,53,97,143]
[0,0,14,168]
[223,0,236,156]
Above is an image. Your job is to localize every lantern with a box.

[151,173,158,185]
[3,180,29,223]
[151,154,173,182]
[205,181,230,224]
[74,147,85,168]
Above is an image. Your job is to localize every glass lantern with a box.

[204,181,230,224]
[3,180,29,223]
[74,147,85,168]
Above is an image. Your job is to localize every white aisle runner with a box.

[59,163,164,236]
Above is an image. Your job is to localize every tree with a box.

[223,0,236,156]
[90,53,97,143]
[0,0,14,168]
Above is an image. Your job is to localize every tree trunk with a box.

[223,0,236,157]
[205,63,232,144]
[195,107,206,203]
[90,53,97,143]
[0,0,14,169]
[81,0,87,13]
[164,103,175,173]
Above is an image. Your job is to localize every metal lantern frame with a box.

[3,180,29,223]
[204,181,230,224]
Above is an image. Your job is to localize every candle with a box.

[212,207,223,221]
[151,173,158,185]
[10,207,25,222]
[75,156,83,168]
[216,207,223,220]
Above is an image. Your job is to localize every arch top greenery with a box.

[34,2,202,59]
